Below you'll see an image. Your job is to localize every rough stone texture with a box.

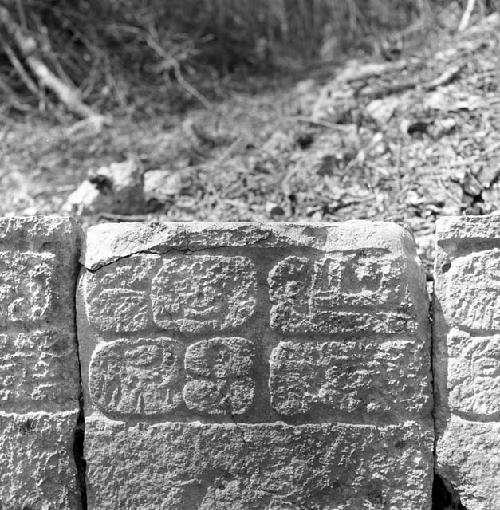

[434,215,500,509]
[0,330,79,409]
[86,418,433,510]
[78,221,433,508]
[151,255,257,332]
[268,253,411,334]
[269,338,429,418]
[89,336,185,417]
[82,254,158,333]
[183,337,255,415]
[436,416,500,508]
[0,251,58,325]
[0,216,81,508]
[0,411,80,510]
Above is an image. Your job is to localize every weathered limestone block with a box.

[0,216,81,508]
[78,221,433,508]
[85,418,433,510]
[434,215,500,509]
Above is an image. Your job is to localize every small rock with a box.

[295,79,315,95]
[432,118,456,137]
[63,159,144,216]
[366,96,401,125]
[266,202,285,218]
[63,180,113,216]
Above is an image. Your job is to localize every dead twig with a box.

[458,0,476,31]
[361,63,465,98]
[337,59,410,83]
[172,61,211,110]
[0,6,102,119]
[291,115,355,131]
[423,64,465,91]
[145,24,211,109]
[98,212,150,222]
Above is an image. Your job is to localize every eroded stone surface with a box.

[151,255,257,333]
[0,251,58,326]
[440,249,500,330]
[0,217,81,508]
[0,217,81,413]
[0,330,79,411]
[268,253,414,334]
[86,417,433,510]
[434,215,500,508]
[79,221,432,507]
[0,411,80,510]
[436,417,500,510]
[184,337,255,415]
[83,254,159,333]
[446,328,500,418]
[269,338,430,418]
[90,337,185,417]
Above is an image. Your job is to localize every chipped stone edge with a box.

[81,220,418,271]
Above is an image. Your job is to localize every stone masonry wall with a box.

[2,215,498,509]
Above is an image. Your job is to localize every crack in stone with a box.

[72,250,88,510]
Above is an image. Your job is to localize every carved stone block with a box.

[434,215,500,509]
[78,221,433,508]
[0,216,81,507]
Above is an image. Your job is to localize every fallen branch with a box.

[337,59,409,83]
[360,64,465,98]
[422,64,465,91]
[458,0,476,31]
[291,115,355,131]
[98,213,150,222]
[0,6,101,118]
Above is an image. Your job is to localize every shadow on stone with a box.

[432,474,467,510]
[73,395,88,510]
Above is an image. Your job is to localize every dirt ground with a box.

[1,12,499,272]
